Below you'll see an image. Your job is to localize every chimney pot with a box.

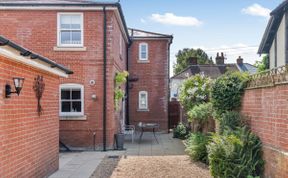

[237,56,243,64]
[216,52,225,65]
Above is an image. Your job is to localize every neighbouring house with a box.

[128,29,173,130]
[0,0,172,150]
[258,0,288,69]
[170,53,257,99]
[242,1,288,177]
[0,36,72,177]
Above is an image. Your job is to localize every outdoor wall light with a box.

[5,77,25,98]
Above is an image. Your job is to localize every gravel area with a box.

[111,155,212,178]
[90,156,120,178]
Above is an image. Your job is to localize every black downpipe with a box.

[103,6,107,151]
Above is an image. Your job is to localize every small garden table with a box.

[138,122,160,144]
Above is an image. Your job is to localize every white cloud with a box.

[140,18,146,23]
[242,4,271,18]
[149,13,202,27]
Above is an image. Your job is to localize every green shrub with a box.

[185,132,210,164]
[173,123,188,139]
[211,72,249,115]
[219,111,244,134]
[179,74,212,111]
[187,102,213,123]
[207,127,264,178]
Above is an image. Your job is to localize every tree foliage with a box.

[173,48,213,74]
[255,55,269,72]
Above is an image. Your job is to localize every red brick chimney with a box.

[237,56,243,64]
[216,52,225,65]
[188,57,198,65]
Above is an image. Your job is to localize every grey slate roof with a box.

[171,63,257,80]
[128,28,173,39]
[258,0,288,54]
[0,0,106,4]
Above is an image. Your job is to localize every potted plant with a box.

[114,71,128,150]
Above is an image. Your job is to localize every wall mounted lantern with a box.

[5,77,25,98]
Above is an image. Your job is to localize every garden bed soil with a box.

[111,155,211,178]
[90,156,120,178]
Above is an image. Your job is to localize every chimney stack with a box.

[237,56,243,64]
[216,52,225,65]
[188,57,198,65]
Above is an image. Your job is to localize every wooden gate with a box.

[168,100,181,129]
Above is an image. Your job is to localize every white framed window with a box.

[59,84,84,116]
[138,91,148,110]
[139,43,148,61]
[57,13,84,47]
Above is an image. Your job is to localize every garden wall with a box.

[241,85,288,178]
[0,56,60,177]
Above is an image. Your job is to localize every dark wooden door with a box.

[168,101,180,129]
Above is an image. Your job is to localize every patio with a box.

[49,133,184,177]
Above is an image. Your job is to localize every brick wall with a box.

[128,40,169,130]
[0,10,127,149]
[0,56,59,177]
[241,85,288,178]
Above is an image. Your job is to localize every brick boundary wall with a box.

[241,85,288,178]
[0,57,60,177]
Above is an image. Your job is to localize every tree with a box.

[255,55,269,72]
[173,48,213,75]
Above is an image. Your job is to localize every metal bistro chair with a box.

[124,124,135,143]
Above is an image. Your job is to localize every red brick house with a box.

[0,36,72,177]
[0,1,173,150]
[128,29,173,130]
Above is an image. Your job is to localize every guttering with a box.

[103,6,107,152]
[0,36,73,75]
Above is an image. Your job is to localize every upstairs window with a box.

[138,91,148,110]
[139,43,148,61]
[58,13,83,47]
[60,84,84,116]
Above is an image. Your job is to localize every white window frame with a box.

[138,91,148,110]
[139,43,148,61]
[59,83,84,117]
[57,12,84,47]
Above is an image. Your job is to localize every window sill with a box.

[54,46,87,51]
[137,60,150,63]
[137,109,149,112]
[60,115,87,121]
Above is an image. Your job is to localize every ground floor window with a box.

[138,91,148,110]
[60,83,84,116]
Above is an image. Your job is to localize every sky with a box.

[118,0,284,76]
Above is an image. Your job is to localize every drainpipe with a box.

[167,37,173,133]
[103,6,107,151]
[125,41,132,125]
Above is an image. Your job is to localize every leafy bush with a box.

[187,102,213,123]
[207,127,264,178]
[173,123,188,139]
[185,132,210,164]
[219,111,244,134]
[211,72,249,115]
[179,74,212,111]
